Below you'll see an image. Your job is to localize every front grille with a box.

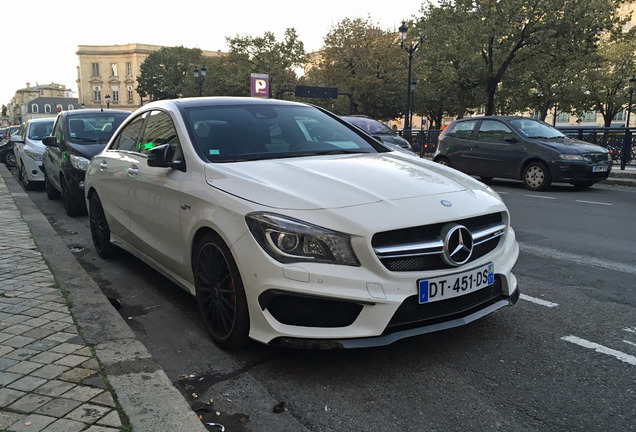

[384,275,504,335]
[583,153,608,163]
[372,212,504,272]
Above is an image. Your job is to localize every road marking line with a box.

[623,327,636,334]
[524,194,556,199]
[575,200,612,206]
[561,335,636,366]
[519,294,559,308]
[624,339,636,348]
[519,243,636,276]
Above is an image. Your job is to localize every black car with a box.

[0,125,22,167]
[42,109,130,216]
[434,116,612,190]
[340,115,414,153]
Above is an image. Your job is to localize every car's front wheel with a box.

[44,171,61,200]
[2,150,15,167]
[193,232,250,349]
[61,177,85,217]
[523,161,551,191]
[88,192,118,258]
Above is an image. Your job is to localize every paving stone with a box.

[59,367,97,383]
[0,410,24,430]
[40,311,68,321]
[21,308,50,318]
[0,388,25,408]
[83,425,120,432]
[0,345,14,357]
[96,410,122,428]
[3,335,35,349]
[35,398,82,417]
[55,354,89,368]
[23,339,60,352]
[29,351,65,365]
[45,332,77,343]
[20,317,50,328]
[7,413,56,431]
[30,364,69,380]
[81,357,100,370]
[0,332,14,343]
[34,380,76,397]
[21,327,56,340]
[6,360,42,375]
[0,371,22,386]
[40,418,87,432]
[2,324,32,335]
[3,348,39,361]
[61,386,104,402]
[74,346,92,357]
[65,403,112,424]
[89,391,115,408]
[50,343,83,355]
[7,375,48,392]
[0,357,19,371]
[8,393,52,413]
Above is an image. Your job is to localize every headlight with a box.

[246,213,359,266]
[559,154,584,161]
[25,150,43,161]
[70,154,90,171]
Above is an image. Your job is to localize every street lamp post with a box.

[398,21,422,133]
[105,94,111,109]
[622,75,636,170]
[194,66,207,96]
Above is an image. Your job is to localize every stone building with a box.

[5,83,77,125]
[76,44,225,110]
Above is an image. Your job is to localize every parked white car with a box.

[85,97,519,349]
[13,118,54,190]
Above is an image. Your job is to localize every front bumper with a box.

[549,160,612,183]
[21,155,44,182]
[233,224,519,348]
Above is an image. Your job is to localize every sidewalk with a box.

[0,164,207,432]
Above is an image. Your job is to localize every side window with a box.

[139,110,182,161]
[53,117,64,142]
[477,120,514,143]
[111,113,146,151]
[448,120,477,139]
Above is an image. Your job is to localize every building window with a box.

[556,111,569,123]
[614,109,625,122]
[127,86,134,102]
[56,104,63,112]
[68,104,75,111]
[32,104,39,113]
[45,104,52,113]
[93,86,101,101]
[110,63,117,77]
[112,87,119,102]
[580,111,595,122]
[92,63,99,76]
[126,62,132,76]
[531,110,541,120]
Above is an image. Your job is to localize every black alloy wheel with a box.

[194,232,249,349]
[522,161,551,191]
[88,192,118,258]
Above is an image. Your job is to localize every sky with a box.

[2,0,425,106]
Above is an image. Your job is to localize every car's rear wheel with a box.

[2,150,15,167]
[44,171,61,200]
[88,192,118,258]
[193,232,249,349]
[435,156,452,167]
[523,161,551,191]
[61,177,84,217]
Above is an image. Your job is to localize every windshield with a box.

[511,118,565,139]
[66,113,130,144]
[27,120,54,140]
[342,117,395,135]
[183,104,382,162]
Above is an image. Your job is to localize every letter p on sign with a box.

[251,74,269,97]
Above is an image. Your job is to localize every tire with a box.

[435,156,452,167]
[522,161,551,191]
[44,171,61,200]
[19,162,36,191]
[88,192,118,258]
[2,150,15,167]
[61,177,85,217]
[193,232,250,349]
[572,180,595,190]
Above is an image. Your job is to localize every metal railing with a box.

[397,127,636,167]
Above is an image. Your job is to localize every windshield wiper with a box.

[73,137,99,143]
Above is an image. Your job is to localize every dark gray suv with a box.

[434,116,612,190]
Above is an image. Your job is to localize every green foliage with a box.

[137,46,204,100]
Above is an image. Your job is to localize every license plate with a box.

[592,165,608,172]
[418,263,494,304]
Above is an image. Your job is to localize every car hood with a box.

[204,153,486,210]
[532,137,608,154]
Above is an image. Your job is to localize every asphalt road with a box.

[12,169,636,432]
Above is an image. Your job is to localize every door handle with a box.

[98,161,108,171]
[127,166,139,176]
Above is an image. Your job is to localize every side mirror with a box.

[147,144,185,171]
[504,136,518,143]
[10,134,23,143]
[42,136,58,147]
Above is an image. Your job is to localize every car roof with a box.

[454,115,528,122]
[61,109,131,116]
[142,96,309,110]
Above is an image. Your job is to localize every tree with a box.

[314,17,405,119]
[137,46,204,100]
